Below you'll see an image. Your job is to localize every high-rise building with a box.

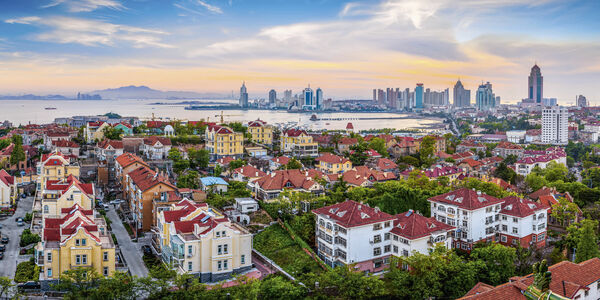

[239,82,248,108]
[377,89,385,105]
[528,64,543,103]
[415,83,424,109]
[476,82,495,111]
[373,89,377,102]
[542,105,568,145]
[284,90,292,102]
[577,95,588,107]
[423,88,449,107]
[268,89,276,106]
[542,98,557,106]
[453,79,471,107]
[315,88,323,110]
[303,85,314,109]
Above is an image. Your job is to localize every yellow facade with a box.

[37,153,80,194]
[41,184,94,218]
[317,160,352,174]
[248,124,273,146]
[280,130,319,157]
[205,126,244,158]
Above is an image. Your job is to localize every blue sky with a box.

[1,0,599,104]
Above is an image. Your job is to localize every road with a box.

[0,196,34,279]
[106,207,148,278]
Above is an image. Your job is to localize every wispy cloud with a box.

[41,0,125,12]
[5,16,172,48]
[197,1,223,14]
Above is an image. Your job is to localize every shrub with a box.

[14,258,40,283]
[20,229,41,247]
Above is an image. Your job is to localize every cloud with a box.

[5,16,172,48]
[196,1,223,14]
[41,0,125,12]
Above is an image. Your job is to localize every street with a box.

[106,206,148,278]
[0,196,34,279]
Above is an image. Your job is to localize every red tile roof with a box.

[390,210,454,239]
[143,136,172,146]
[338,137,358,145]
[346,122,354,129]
[376,158,397,170]
[115,153,147,169]
[495,141,523,150]
[128,166,176,192]
[52,140,79,148]
[0,169,14,186]
[248,119,267,127]
[208,125,234,134]
[255,169,323,191]
[97,139,124,149]
[428,188,504,210]
[312,200,395,228]
[500,196,548,218]
[316,153,350,164]
[234,165,267,178]
[271,156,291,165]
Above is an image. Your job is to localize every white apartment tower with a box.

[542,105,568,145]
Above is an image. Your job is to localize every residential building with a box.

[428,188,504,251]
[528,64,543,103]
[247,120,273,146]
[515,147,567,176]
[84,121,110,143]
[232,165,266,182]
[115,153,150,198]
[35,204,115,283]
[205,125,244,160]
[37,152,80,194]
[390,210,454,257]
[280,129,318,157]
[199,177,229,193]
[389,137,416,158]
[155,199,252,282]
[96,140,124,163]
[0,170,16,208]
[268,89,276,106]
[330,166,396,188]
[251,169,324,200]
[269,156,291,170]
[456,140,485,153]
[316,153,352,174]
[141,136,173,160]
[126,166,177,231]
[113,123,133,136]
[41,175,94,218]
[493,141,524,158]
[337,137,358,154]
[542,105,568,145]
[414,136,446,153]
[461,258,600,300]
[312,200,396,272]
[51,140,80,157]
[506,130,526,144]
[498,196,549,249]
[577,95,588,108]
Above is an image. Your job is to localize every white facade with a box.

[506,130,526,144]
[542,106,568,145]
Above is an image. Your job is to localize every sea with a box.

[0,99,443,131]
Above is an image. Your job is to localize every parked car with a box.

[0,252,4,260]
[21,194,27,199]
[17,220,24,227]
[111,199,124,205]
[17,281,40,291]
[0,224,3,229]
[0,244,5,252]
[141,245,152,255]
[1,236,8,244]
[103,204,110,210]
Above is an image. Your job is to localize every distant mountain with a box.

[90,85,229,100]
[0,94,71,100]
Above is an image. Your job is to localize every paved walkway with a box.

[106,207,148,278]
[0,196,34,279]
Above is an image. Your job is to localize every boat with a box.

[44,107,57,110]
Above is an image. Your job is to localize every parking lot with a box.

[0,196,34,279]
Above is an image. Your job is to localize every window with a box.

[217,261,222,271]
[222,231,226,237]
[81,239,86,246]
[512,217,518,223]
[82,255,88,265]
[188,262,193,271]
[512,227,518,234]
[384,245,391,253]
[393,245,398,253]
[103,252,108,261]
[47,268,52,277]
[75,239,80,246]
[373,235,381,243]
[501,235,507,242]
[188,245,193,255]
[103,267,109,277]
[43,205,49,214]
[217,245,222,255]
[216,231,221,238]
[373,223,382,230]
[223,260,228,270]
[224,244,228,254]
[384,233,391,241]
[47,252,52,262]
[373,247,381,256]
[75,255,81,265]
[502,225,508,232]
[532,235,537,242]
[402,249,409,257]
[241,255,245,265]
[384,221,391,228]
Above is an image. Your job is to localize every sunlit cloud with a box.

[41,0,125,12]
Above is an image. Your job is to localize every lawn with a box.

[253,224,323,278]
[14,258,40,283]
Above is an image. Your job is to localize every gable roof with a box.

[234,165,267,178]
[428,188,504,210]
[0,169,14,186]
[129,166,176,192]
[115,153,147,169]
[376,158,397,170]
[97,139,124,149]
[143,136,172,146]
[316,153,350,164]
[52,140,79,148]
[390,210,454,240]
[500,196,548,218]
[282,128,308,137]
[255,169,323,191]
[312,200,394,228]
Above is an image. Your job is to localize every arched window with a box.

[447,208,455,214]
[43,205,49,214]
[438,205,446,212]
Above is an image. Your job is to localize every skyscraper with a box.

[476,82,495,110]
[453,79,471,107]
[239,81,248,108]
[542,105,568,145]
[577,95,588,107]
[528,64,543,103]
[372,89,377,102]
[315,88,323,110]
[268,89,276,106]
[415,83,423,109]
[303,85,314,109]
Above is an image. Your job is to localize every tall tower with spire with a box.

[528,64,543,103]
[239,81,248,108]
[453,79,470,107]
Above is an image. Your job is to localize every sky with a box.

[1,0,600,104]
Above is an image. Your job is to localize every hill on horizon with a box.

[90,85,229,100]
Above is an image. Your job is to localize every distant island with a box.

[0,94,71,100]
[89,85,230,100]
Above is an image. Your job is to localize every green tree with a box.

[285,158,303,170]
[177,171,199,189]
[307,266,386,299]
[188,149,209,169]
[258,276,307,300]
[228,159,246,171]
[53,268,102,299]
[213,165,222,176]
[494,162,517,183]
[525,173,548,192]
[368,137,389,157]
[532,260,551,292]
[168,148,190,174]
[401,155,420,167]
[419,136,436,168]
[10,135,26,168]
[504,154,518,165]
[470,243,516,285]
[102,126,123,140]
[574,219,600,263]
[551,197,580,227]
[0,277,15,299]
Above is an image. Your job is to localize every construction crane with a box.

[215,111,242,123]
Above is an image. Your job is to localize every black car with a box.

[17,281,40,291]
[0,252,4,260]
[141,245,152,255]
[1,236,8,244]
[0,244,5,252]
